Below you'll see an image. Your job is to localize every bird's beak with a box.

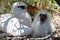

[27,5,38,11]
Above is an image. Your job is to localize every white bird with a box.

[31,9,56,38]
[0,2,32,37]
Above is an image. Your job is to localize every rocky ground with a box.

[48,7,60,37]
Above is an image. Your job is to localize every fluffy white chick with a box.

[0,2,32,37]
[31,10,56,38]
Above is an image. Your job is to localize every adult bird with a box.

[31,10,56,39]
[0,2,32,37]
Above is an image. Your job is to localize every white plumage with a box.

[31,10,56,38]
[0,2,32,37]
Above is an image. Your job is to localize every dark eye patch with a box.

[39,13,47,18]
[17,6,25,9]
[39,13,47,21]
[0,31,5,34]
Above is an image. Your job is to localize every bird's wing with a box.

[0,14,12,23]
[6,17,31,36]
[0,14,12,33]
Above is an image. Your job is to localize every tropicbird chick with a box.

[0,2,32,36]
[31,10,56,38]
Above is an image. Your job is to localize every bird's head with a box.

[11,2,28,14]
[39,13,47,22]
[38,10,51,22]
[12,2,27,9]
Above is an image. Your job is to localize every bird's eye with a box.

[17,6,25,9]
[39,14,47,20]
[39,14,47,18]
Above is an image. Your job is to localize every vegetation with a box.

[0,0,60,13]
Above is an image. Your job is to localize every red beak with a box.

[27,5,38,10]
